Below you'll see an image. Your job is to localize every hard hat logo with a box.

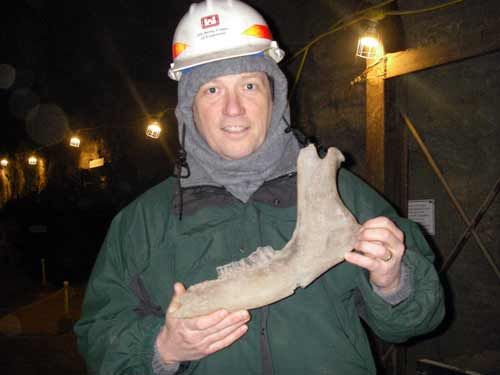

[201,14,220,29]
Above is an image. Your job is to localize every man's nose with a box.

[223,90,245,116]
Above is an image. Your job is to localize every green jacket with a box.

[75,170,444,375]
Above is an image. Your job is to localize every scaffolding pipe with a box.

[440,177,500,274]
[401,112,500,282]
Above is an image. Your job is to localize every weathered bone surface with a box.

[172,145,361,318]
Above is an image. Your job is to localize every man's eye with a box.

[207,87,217,94]
[245,83,255,90]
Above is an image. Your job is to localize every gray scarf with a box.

[175,55,300,202]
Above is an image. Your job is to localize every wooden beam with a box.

[384,79,408,214]
[365,60,385,193]
[360,20,500,81]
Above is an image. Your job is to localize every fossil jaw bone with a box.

[172,145,361,318]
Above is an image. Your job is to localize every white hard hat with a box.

[168,0,285,81]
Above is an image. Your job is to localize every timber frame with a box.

[357,18,500,206]
[353,17,500,375]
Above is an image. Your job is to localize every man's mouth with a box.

[222,125,248,133]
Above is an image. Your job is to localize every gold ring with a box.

[382,250,393,262]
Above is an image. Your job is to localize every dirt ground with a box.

[0,333,87,375]
[0,265,87,375]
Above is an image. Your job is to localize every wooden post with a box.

[365,57,386,193]
[384,78,408,214]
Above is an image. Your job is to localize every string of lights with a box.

[0,109,176,168]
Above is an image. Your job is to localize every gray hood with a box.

[175,54,300,202]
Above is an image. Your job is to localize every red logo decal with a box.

[201,14,219,29]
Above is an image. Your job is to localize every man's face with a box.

[193,72,272,160]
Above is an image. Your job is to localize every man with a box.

[75,1,445,374]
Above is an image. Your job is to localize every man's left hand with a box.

[344,216,405,294]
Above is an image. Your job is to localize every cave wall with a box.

[397,0,500,372]
[288,0,500,372]
[0,154,47,208]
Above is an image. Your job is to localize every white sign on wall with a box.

[408,199,435,236]
[89,158,105,169]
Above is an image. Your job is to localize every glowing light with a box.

[146,121,162,139]
[70,136,81,148]
[28,156,38,165]
[356,22,382,59]
[0,159,8,167]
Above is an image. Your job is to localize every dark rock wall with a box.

[0,155,47,207]
[397,0,500,372]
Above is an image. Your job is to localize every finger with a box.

[178,311,248,348]
[203,310,250,335]
[167,282,186,314]
[358,228,403,255]
[200,316,250,348]
[361,217,404,242]
[344,251,378,271]
[358,227,395,244]
[184,309,230,331]
[206,324,249,354]
[355,240,388,260]
[190,310,249,333]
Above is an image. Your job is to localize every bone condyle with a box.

[172,145,361,318]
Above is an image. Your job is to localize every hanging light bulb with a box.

[356,21,382,59]
[0,158,8,167]
[146,120,162,139]
[28,156,38,165]
[69,136,81,148]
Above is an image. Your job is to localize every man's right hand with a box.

[155,282,250,364]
